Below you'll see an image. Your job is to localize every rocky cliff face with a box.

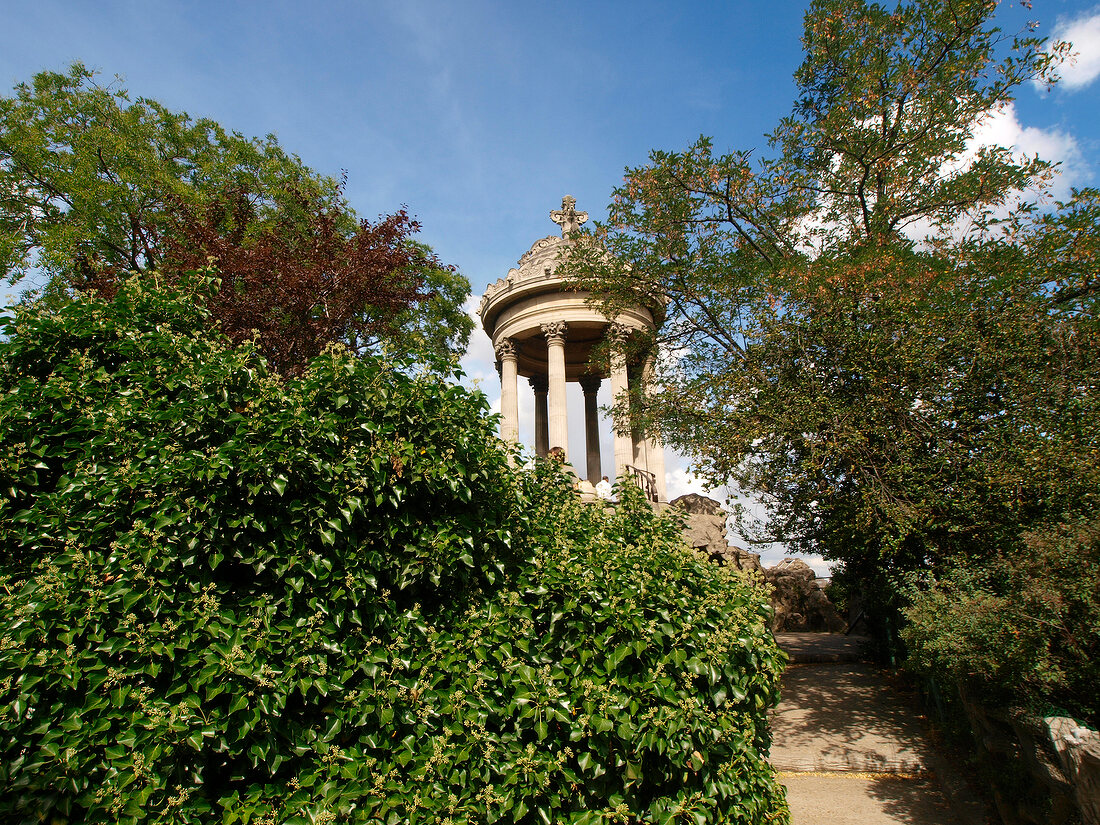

[763,557,847,633]
[671,494,846,633]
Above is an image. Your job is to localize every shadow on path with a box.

[770,633,993,824]
[770,663,932,772]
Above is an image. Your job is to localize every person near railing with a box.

[595,475,613,501]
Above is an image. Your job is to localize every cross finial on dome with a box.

[550,195,588,237]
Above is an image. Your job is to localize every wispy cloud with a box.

[1042,7,1100,91]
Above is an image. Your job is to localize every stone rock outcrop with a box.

[671,494,846,632]
[1047,717,1100,825]
[764,558,847,633]
[671,494,762,572]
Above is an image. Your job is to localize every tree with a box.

[0,63,471,371]
[567,0,1098,653]
[145,186,470,375]
[903,519,1100,726]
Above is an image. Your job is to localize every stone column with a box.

[641,354,667,502]
[608,324,634,484]
[541,322,569,457]
[495,338,519,444]
[630,364,648,470]
[578,375,602,482]
[528,375,549,458]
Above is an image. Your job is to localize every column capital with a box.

[494,337,517,362]
[540,321,568,345]
[578,374,602,395]
[607,323,632,348]
[528,374,548,393]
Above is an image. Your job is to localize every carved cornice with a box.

[516,235,566,268]
[540,321,568,346]
[478,234,568,323]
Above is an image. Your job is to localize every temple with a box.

[478,196,667,503]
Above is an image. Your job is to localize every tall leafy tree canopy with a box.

[0,63,472,373]
[567,0,1098,628]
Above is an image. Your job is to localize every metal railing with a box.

[625,464,659,503]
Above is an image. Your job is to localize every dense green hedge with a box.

[0,275,788,823]
[386,476,789,824]
[903,520,1100,727]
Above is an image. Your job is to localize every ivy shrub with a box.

[358,475,790,824]
[0,275,788,824]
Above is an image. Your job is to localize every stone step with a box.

[775,632,868,664]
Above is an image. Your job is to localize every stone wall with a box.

[958,691,1100,825]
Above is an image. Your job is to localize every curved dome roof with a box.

[478,197,663,364]
[478,233,570,331]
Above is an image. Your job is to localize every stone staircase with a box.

[770,633,991,824]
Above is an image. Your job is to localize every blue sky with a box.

[4,0,1100,570]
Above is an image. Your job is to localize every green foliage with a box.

[410,476,789,825]
[779,0,1059,243]
[0,278,788,823]
[355,244,475,373]
[0,63,472,369]
[565,0,1098,680]
[0,63,339,288]
[903,520,1100,727]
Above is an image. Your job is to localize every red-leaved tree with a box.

[162,187,439,375]
[81,184,446,376]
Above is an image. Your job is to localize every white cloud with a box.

[797,100,1087,250]
[1044,8,1100,91]
[970,102,1084,200]
[796,556,833,578]
[457,295,497,391]
[902,101,1086,242]
[664,463,722,502]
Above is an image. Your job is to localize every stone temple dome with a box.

[478,196,667,503]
